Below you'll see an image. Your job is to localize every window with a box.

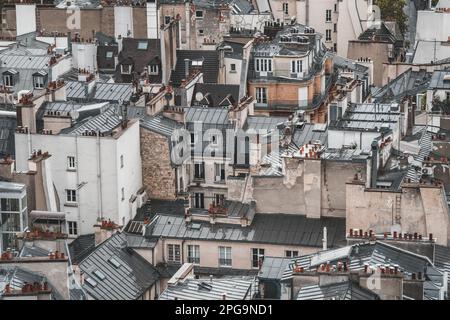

[121,187,125,201]
[120,155,124,168]
[326,29,332,41]
[194,162,205,179]
[195,10,203,19]
[334,3,337,12]
[256,87,268,104]
[446,92,450,101]
[194,193,204,209]
[164,15,171,24]
[137,41,148,50]
[167,244,181,263]
[66,189,77,203]
[326,9,332,22]
[106,51,113,59]
[121,64,131,75]
[214,194,225,206]
[334,23,337,33]
[149,64,158,75]
[1,198,20,212]
[187,245,200,264]
[3,74,13,87]
[34,76,45,89]
[252,248,265,268]
[68,221,78,236]
[230,63,236,72]
[333,43,337,52]
[254,58,272,72]
[219,246,232,266]
[285,250,299,258]
[291,60,303,73]
[198,29,204,35]
[214,163,226,182]
[282,3,288,15]
[67,156,76,170]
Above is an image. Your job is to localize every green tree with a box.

[375,0,408,34]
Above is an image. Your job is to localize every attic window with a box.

[3,74,13,87]
[149,64,159,75]
[137,41,148,50]
[108,257,121,268]
[121,64,132,75]
[192,60,203,67]
[85,277,98,287]
[93,270,106,280]
[195,10,203,19]
[106,51,113,59]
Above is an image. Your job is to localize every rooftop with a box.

[296,281,379,300]
[65,81,133,103]
[170,50,219,87]
[145,213,346,248]
[78,232,160,300]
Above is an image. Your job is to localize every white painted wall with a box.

[16,4,36,36]
[146,2,159,39]
[36,37,69,50]
[327,129,380,149]
[415,11,450,42]
[71,43,98,72]
[224,57,242,85]
[230,14,273,31]
[14,121,142,235]
[114,6,134,39]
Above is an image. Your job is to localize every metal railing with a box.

[218,258,232,266]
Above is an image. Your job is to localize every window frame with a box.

[326,9,332,22]
[67,156,76,170]
[256,87,268,104]
[219,246,232,267]
[66,189,77,203]
[187,245,200,264]
[68,221,78,236]
[167,244,181,263]
[195,10,204,19]
[251,248,265,268]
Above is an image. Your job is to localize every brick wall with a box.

[140,128,177,200]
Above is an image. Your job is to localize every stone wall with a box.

[140,128,177,200]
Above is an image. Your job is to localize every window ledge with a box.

[66,168,76,172]
[229,70,237,73]
[64,203,78,207]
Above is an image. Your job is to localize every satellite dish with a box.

[70,110,79,120]
[195,92,204,102]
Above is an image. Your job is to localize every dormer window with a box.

[195,10,203,19]
[121,64,132,75]
[106,51,113,59]
[32,71,48,89]
[148,64,158,75]
[2,69,18,87]
[137,41,148,50]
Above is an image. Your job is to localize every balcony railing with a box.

[188,257,200,264]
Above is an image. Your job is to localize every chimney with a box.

[370,140,378,188]
[184,59,190,78]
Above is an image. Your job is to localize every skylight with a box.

[93,270,106,280]
[137,41,148,50]
[85,277,98,287]
[108,257,122,268]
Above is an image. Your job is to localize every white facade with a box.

[415,10,450,42]
[15,4,36,36]
[14,121,143,236]
[268,0,372,57]
[147,2,159,39]
[71,42,98,72]
[114,6,134,38]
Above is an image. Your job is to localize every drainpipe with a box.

[370,140,378,188]
[96,132,103,220]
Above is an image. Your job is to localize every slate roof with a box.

[159,276,256,300]
[65,81,133,103]
[243,115,287,131]
[0,116,16,158]
[115,38,161,83]
[68,233,96,265]
[296,281,379,300]
[258,256,292,280]
[433,244,450,291]
[357,22,401,43]
[170,50,219,86]
[429,70,450,90]
[0,266,63,300]
[19,245,50,257]
[79,232,160,300]
[185,106,230,126]
[191,83,240,107]
[145,213,346,248]
[373,68,431,103]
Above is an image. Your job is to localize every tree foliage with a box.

[375,0,408,34]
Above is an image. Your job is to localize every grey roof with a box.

[244,115,287,131]
[170,50,219,87]
[329,103,401,132]
[428,70,450,90]
[141,114,183,137]
[258,256,292,280]
[0,266,63,300]
[296,281,379,300]
[79,232,160,300]
[68,233,96,265]
[0,116,16,158]
[191,83,240,107]
[19,245,50,258]
[321,148,371,162]
[61,104,123,135]
[185,106,230,126]
[259,123,328,176]
[65,81,133,103]
[283,242,436,282]
[373,68,431,103]
[145,213,346,248]
[125,233,157,249]
[433,245,450,291]
[159,276,256,300]
[0,181,26,193]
